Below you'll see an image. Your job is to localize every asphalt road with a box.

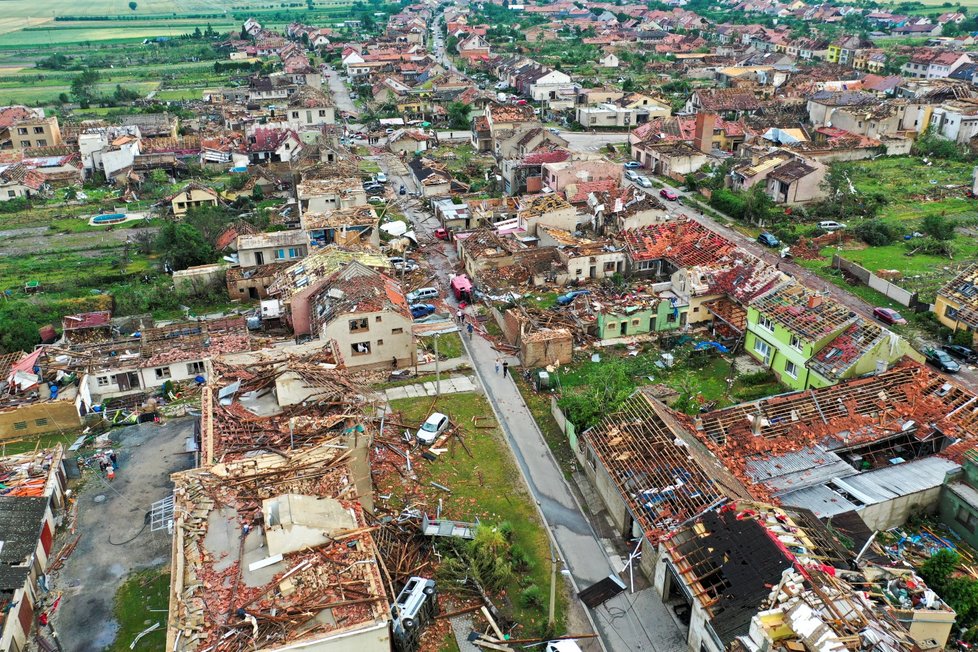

[558,131,630,153]
[374,152,686,651]
[323,65,358,118]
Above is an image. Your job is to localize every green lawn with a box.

[109,569,170,652]
[0,430,81,455]
[419,331,466,360]
[387,393,566,638]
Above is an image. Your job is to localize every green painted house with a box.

[745,283,919,390]
[940,451,978,549]
[594,294,687,341]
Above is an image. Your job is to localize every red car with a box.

[660,188,679,201]
[434,228,450,241]
[873,307,907,326]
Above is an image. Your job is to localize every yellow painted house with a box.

[935,263,978,345]
[826,43,842,63]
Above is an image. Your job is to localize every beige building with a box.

[236,230,308,267]
[167,183,221,217]
[309,262,416,369]
[2,115,62,150]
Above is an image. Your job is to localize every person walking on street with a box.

[495,358,500,374]
[466,322,474,339]
[502,361,509,378]
[456,310,463,324]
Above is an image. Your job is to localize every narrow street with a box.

[375,154,686,652]
[323,65,358,117]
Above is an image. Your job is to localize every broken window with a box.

[758,316,775,332]
[155,367,172,379]
[349,318,369,332]
[375,315,383,323]
[35,418,48,427]
[790,334,803,351]
[351,341,371,355]
[945,305,959,320]
[96,376,109,387]
[956,506,977,533]
[604,262,616,272]
[392,328,403,334]
[14,421,27,430]
[376,339,384,346]
[187,361,206,375]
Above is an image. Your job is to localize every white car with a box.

[818,220,847,231]
[636,176,653,188]
[376,172,388,183]
[624,170,640,182]
[416,412,450,444]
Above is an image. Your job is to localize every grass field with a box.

[387,393,567,637]
[109,569,170,652]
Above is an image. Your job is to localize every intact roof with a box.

[237,229,308,250]
[751,283,856,342]
[937,263,978,328]
[0,496,48,590]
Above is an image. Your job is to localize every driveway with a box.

[50,419,196,651]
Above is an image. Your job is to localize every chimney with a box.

[693,112,717,154]
[808,293,823,309]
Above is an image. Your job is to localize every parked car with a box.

[376,172,388,183]
[548,127,561,135]
[757,232,780,247]
[872,307,907,326]
[385,128,394,134]
[434,228,450,240]
[624,170,640,182]
[924,348,961,373]
[942,344,978,363]
[406,287,438,303]
[416,412,450,444]
[393,260,419,272]
[659,188,678,201]
[368,196,384,204]
[818,220,847,231]
[636,176,653,188]
[556,290,590,306]
[410,303,436,319]
[624,161,642,169]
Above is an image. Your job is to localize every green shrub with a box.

[854,220,898,246]
[739,370,777,386]
[520,585,545,608]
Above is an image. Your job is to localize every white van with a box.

[406,287,438,303]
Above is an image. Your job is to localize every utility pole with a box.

[434,333,441,396]
[548,536,558,626]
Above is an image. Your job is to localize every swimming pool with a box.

[91,213,127,224]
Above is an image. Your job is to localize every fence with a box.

[435,130,472,142]
[550,395,578,451]
[831,255,918,308]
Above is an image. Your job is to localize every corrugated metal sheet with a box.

[779,456,960,519]
[747,446,857,493]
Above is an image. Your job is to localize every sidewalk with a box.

[461,330,685,652]
[384,374,476,400]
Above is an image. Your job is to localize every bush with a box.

[910,236,956,258]
[519,584,545,608]
[922,213,957,241]
[854,220,898,246]
[739,370,777,386]
[709,188,745,220]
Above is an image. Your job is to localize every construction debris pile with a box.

[0,447,62,498]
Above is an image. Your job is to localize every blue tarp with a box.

[693,341,730,353]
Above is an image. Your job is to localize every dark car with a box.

[942,344,977,363]
[410,303,436,319]
[924,348,961,373]
[757,232,780,247]
[872,307,908,326]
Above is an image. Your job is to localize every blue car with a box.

[624,161,642,169]
[757,232,780,247]
[410,303,436,319]
[556,290,590,306]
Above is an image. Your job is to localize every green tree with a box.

[742,184,774,225]
[129,1,138,9]
[922,213,956,241]
[155,222,214,271]
[853,219,897,246]
[70,69,101,107]
[183,204,234,246]
[0,308,39,354]
[113,85,141,103]
[446,101,471,129]
[621,77,635,92]
[558,360,635,430]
